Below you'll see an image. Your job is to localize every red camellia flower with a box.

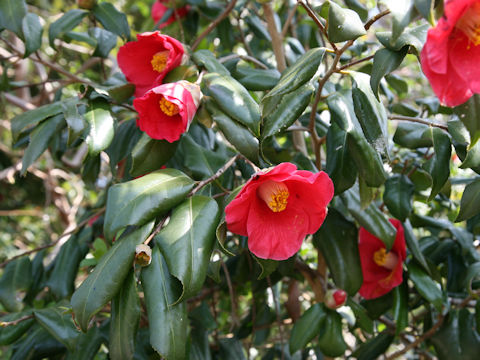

[225,163,334,261]
[420,0,480,107]
[358,219,406,299]
[117,31,184,96]
[133,80,201,142]
[152,0,189,29]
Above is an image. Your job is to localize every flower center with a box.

[373,248,399,270]
[456,2,480,46]
[257,180,289,212]
[159,96,180,116]
[151,51,169,73]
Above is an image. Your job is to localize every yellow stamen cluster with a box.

[151,51,169,72]
[257,181,289,212]
[373,248,399,270]
[456,2,480,46]
[159,97,180,116]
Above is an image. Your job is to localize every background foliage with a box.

[1,0,480,359]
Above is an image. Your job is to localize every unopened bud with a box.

[135,244,152,266]
[325,289,347,310]
[77,0,97,10]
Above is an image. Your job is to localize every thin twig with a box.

[191,0,238,51]
[338,54,375,71]
[219,54,268,69]
[281,3,299,38]
[297,0,337,52]
[0,314,34,327]
[389,115,448,131]
[364,9,391,31]
[143,216,169,246]
[220,257,240,330]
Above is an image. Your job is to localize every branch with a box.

[143,216,169,246]
[0,314,34,327]
[364,9,391,31]
[389,115,449,131]
[281,3,299,38]
[338,54,375,71]
[191,0,238,51]
[263,2,286,72]
[297,0,337,52]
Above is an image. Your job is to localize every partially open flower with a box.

[358,219,406,299]
[133,81,201,142]
[117,31,184,97]
[325,289,347,310]
[420,0,480,106]
[152,0,189,29]
[225,163,334,261]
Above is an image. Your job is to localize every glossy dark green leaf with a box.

[141,247,187,359]
[327,1,366,43]
[46,227,91,299]
[10,325,65,360]
[208,103,259,163]
[344,0,368,20]
[66,325,102,360]
[0,0,26,37]
[71,222,154,332]
[105,119,142,174]
[407,261,444,312]
[351,71,389,155]
[130,133,178,178]
[455,178,480,222]
[84,100,115,156]
[353,331,394,360]
[0,310,34,345]
[341,186,397,250]
[34,306,79,351]
[263,47,325,101]
[244,14,271,41]
[289,304,325,354]
[92,2,130,40]
[22,13,43,57]
[235,67,280,91]
[218,337,246,360]
[155,196,220,303]
[0,257,32,312]
[253,257,278,280]
[107,83,135,103]
[393,283,408,334]
[104,169,193,241]
[317,310,347,357]
[89,27,117,58]
[454,94,480,145]
[192,50,230,76]
[377,24,429,52]
[370,47,408,98]
[21,113,65,175]
[109,270,140,360]
[325,121,357,194]
[48,9,88,47]
[424,127,451,201]
[403,219,429,273]
[383,174,414,221]
[386,74,409,95]
[383,0,416,42]
[414,0,435,23]
[314,208,362,295]
[393,122,432,148]
[347,299,374,334]
[203,72,260,136]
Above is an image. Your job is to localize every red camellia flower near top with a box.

[117,31,184,96]
[133,80,201,142]
[152,0,189,29]
[420,0,480,107]
[358,219,406,299]
[225,163,334,261]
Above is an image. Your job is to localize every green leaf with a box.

[48,9,88,47]
[353,331,394,360]
[407,261,444,312]
[262,83,314,139]
[314,208,362,295]
[383,174,414,221]
[218,338,247,359]
[104,169,194,241]
[109,270,140,360]
[253,257,278,280]
[455,178,480,222]
[62,100,86,145]
[84,100,115,156]
[403,219,430,273]
[203,72,261,137]
[393,283,408,334]
[0,0,26,38]
[317,310,347,357]
[66,326,102,360]
[141,247,187,359]
[22,13,43,57]
[351,71,389,156]
[105,118,142,174]
[393,122,432,148]
[424,127,451,201]
[289,304,326,354]
[92,2,130,40]
[263,47,325,101]
[344,0,368,20]
[370,47,408,99]
[89,27,117,58]
[34,306,79,351]
[21,114,65,175]
[347,299,373,334]
[454,94,480,145]
[235,67,280,91]
[46,227,91,299]
[207,102,259,163]
[327,0,366,43]
[130,133,178,178]
[71,222,154,332]
[382,0,416,42]
[0,257,32,312]
[155,196,220,303]
[192,50,230,76]
[341,186,397,250]
[325,121,357,194]
[0,310,34,345]
[107,83,135,103]
[10,325,64,360]
[414,0,435,23]
[377,24,429,52]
